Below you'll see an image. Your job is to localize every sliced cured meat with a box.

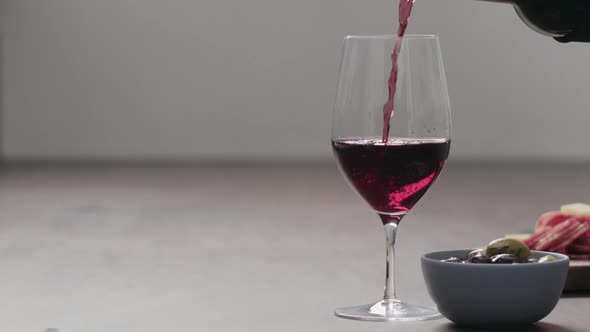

[535,211,571,232]
[535,211,590,238]
[534,219,579,251]
[549,222,590,252]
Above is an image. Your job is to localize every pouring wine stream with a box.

[382,0,416,143]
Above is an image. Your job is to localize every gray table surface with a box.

[0,163,588,332]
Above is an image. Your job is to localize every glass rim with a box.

[344,34,437,40]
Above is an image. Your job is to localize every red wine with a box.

[332,138,449,217]
[382,0,416,143]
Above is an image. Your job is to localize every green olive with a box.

[484,238,531,260]
[538,255,556,263]
[468,248,484,259]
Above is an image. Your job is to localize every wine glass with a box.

[331,35,451,322]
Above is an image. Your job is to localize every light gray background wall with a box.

[2,0,590,161]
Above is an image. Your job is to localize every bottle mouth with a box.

[514,7,569,37]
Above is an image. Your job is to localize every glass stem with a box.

[381,215,403,301]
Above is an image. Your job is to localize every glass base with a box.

[334,299,442,322]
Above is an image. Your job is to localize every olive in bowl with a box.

[440,238,554,265]
[421,250,569,328]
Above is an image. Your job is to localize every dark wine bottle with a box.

[477,0,590,43]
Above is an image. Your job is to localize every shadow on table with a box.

[435,322,577,332]
[561,291,590,298]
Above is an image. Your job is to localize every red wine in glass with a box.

[332,138,449,219]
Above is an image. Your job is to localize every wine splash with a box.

[382,0,416,143]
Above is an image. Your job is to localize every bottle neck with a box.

[474,0,590,41]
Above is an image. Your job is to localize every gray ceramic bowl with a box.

[422,249,569,328]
